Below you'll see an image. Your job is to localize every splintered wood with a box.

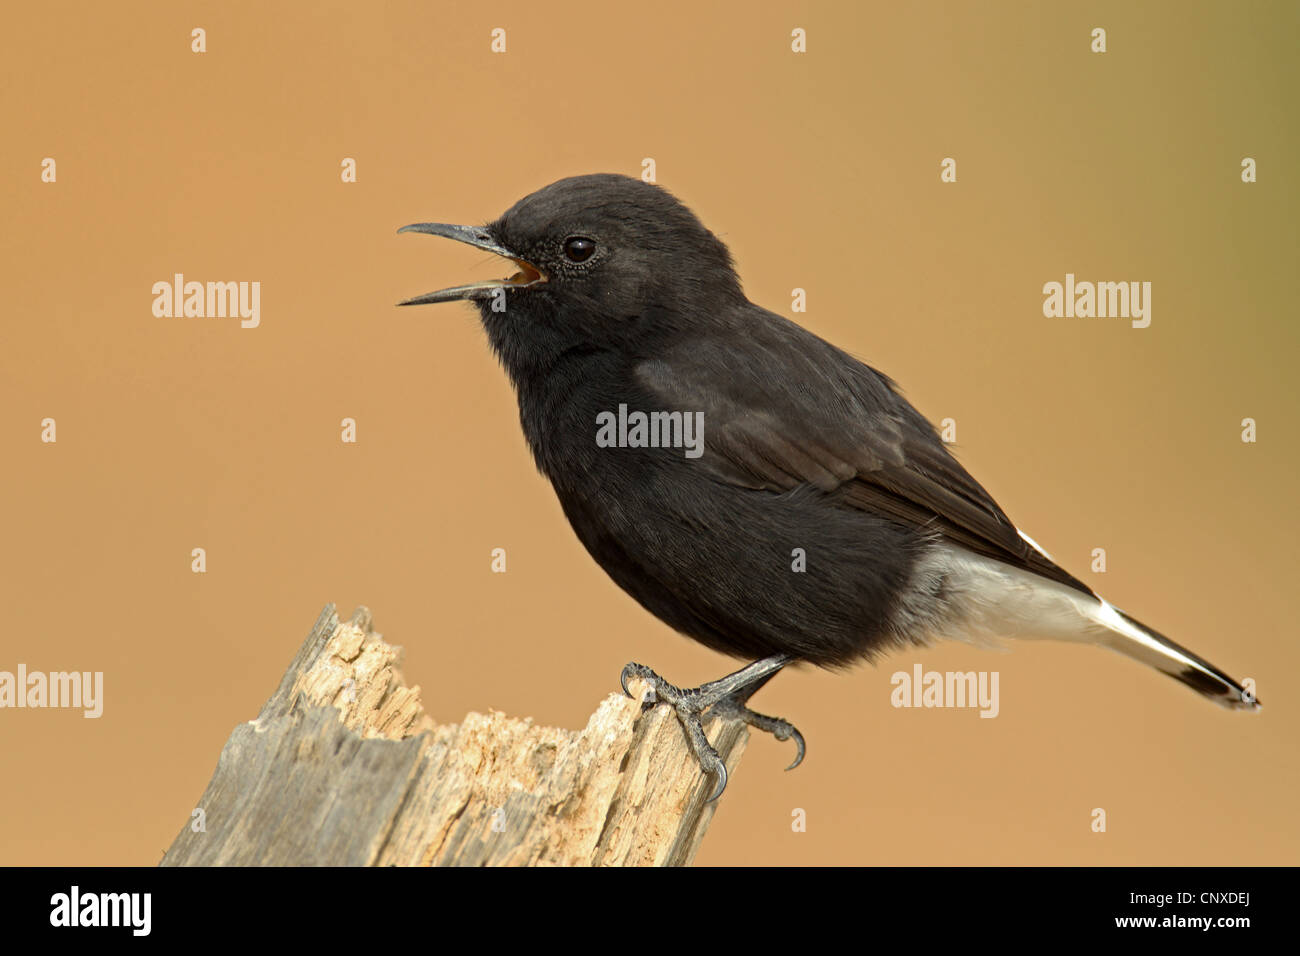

[161,604,746,867]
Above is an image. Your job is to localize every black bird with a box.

[398,173,1260,800]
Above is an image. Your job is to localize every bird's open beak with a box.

[396,222,546,306]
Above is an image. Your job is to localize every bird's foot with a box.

[619,657,804,802]
[708,695,806,771]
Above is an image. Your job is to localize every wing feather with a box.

[635,317,1091,596]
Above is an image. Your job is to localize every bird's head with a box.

[398,174,744,367]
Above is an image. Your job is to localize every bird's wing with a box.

[634,317,1092,595]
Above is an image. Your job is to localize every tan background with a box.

[2,1,1296,865]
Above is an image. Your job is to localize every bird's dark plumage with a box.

[399,173,1259,797]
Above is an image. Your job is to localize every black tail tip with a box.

[1175,668,1261,711]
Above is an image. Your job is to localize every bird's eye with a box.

[563,236,596,263]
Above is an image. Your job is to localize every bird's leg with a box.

[619,654,805,802]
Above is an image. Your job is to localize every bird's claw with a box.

[702,751,728,803]
[710,693,806,772]
[616,660,804,802]
[620,662,660,707]
[784,727,807,771]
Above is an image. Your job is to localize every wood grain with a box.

[162,604,746,866]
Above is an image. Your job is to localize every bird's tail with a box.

[918,544,1261,710]
[1090,599,1261,711]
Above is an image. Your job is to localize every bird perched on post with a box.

[399,173,1260,801]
